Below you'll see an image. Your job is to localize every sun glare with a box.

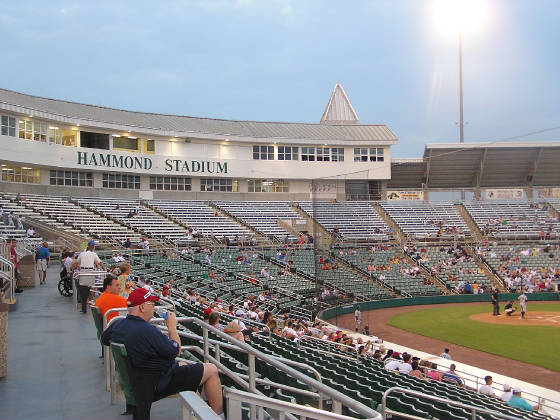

[432,0,488,38]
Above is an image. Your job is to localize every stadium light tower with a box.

[432,0,488,144]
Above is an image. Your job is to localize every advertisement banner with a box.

[484,189,524,200]
[386,190,424,201]
[538,188,560,199]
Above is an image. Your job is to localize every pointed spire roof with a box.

[320,83,359,124]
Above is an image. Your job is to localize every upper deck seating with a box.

[149,200,253,241]
[299,201,389,241]
[463,201,560,239]
[215,201,303,241]
[75,198,191,245]
[380,201,469,239]
[9,194,141,245]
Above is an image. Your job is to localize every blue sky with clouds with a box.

[1,0,559,157]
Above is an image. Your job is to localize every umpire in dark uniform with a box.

[491,287,500,316]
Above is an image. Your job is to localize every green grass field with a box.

[387,303,560,372]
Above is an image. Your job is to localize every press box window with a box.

[200,178,238,192]
[1,116,16,137]
[331,148,344,162]
[278,146,298,160]
[113,136,139,152]
[49,170,92,187]
[33,121,47,142]
[1,165,40,184]
[102,173,140,189]
[149,176,191,191]
[253,145,274,160]
[370,148,384,162]
[19,120,33,140]
[301,147,315,161]
[316,147,330,162]
[248,179,289,193]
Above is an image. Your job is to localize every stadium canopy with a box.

[389,142,560,190]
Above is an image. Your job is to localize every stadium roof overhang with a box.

[389,142,560,190]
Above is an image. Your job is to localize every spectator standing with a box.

[9,240,23,293]
[118,262,133,298]
[7,211,14,227]
[35,241,50,285]
[16,214,23,230]
[77,240,104,314]
[439,348,452,360]
[354,305,362,332]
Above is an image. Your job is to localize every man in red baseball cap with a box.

[102,288,223,419]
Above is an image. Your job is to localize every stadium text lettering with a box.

[77,152,153,170]
[76,152,228,174]
[164,159,228,174]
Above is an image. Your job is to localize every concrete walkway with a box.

[0,264,181,420]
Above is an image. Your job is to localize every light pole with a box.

[459,32,465,200]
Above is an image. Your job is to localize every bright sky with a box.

[1,0,559,157]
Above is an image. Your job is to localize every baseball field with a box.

[386,303,560,372]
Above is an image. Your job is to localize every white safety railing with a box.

[0,255,15,303]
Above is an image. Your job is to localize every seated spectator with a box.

[426,362,441,381]
[441,364,463,386]
[94,274,128,324]
[409,361,426,380]
[500,383,513,402]
[101,289,224,418]
[507,388,539,411]
[479,376,496,397]
[397,353,413,374]
[223,310,246,342]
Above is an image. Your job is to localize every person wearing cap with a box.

[491,287,500,316]
[94,274,127,324]
[77,240,104,313]
[224,309,246,341]
[507,387,539,411]
[101,288,223,419]
[518,290,528,319]
[500,383,513,402]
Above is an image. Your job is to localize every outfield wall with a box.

[319,292,560,322]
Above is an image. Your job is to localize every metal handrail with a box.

[153,316,380,418]
[0,255,15,303]
[223,387,377,420]
[381,386,527,420]
[72,271,109,311]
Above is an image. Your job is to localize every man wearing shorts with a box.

[35,242,50,285]
[518,290,528,319]
[101,288,223,419]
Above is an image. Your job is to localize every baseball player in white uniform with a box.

[518,290,528,319]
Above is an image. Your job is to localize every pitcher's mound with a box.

[470,311,560,327]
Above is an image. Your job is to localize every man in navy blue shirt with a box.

[35,242,50,285]
[102,288,223,419]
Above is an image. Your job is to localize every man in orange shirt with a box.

[94,274,128,325]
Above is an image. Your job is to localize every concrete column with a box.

[526,188,534,200]
[17,255,36,287]
[0,300,8,378]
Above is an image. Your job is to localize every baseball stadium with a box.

[0,83,559,420]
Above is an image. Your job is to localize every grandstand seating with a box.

[170,300,551,420]
[463,201,560,239]
[478,243,559,292]
[298,201,389,241]
[337,246,441,296]
[407,245,491,292]
[6,193,141,246]
[0,196,39,240]
[380,201,469,239]
[74,198,192,245]
[149,200,254,241]
[215,201,303,241]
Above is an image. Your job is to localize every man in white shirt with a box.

[439,348,452,360]
[16,215,24,230]
[77,240,104,314]
[479,376,496,397]
[397,353,413,374]
[26,227,35,237]
[354,305,362,332]
[7,212,14,227]
[385,356,401,372]
[500,384,513,402]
